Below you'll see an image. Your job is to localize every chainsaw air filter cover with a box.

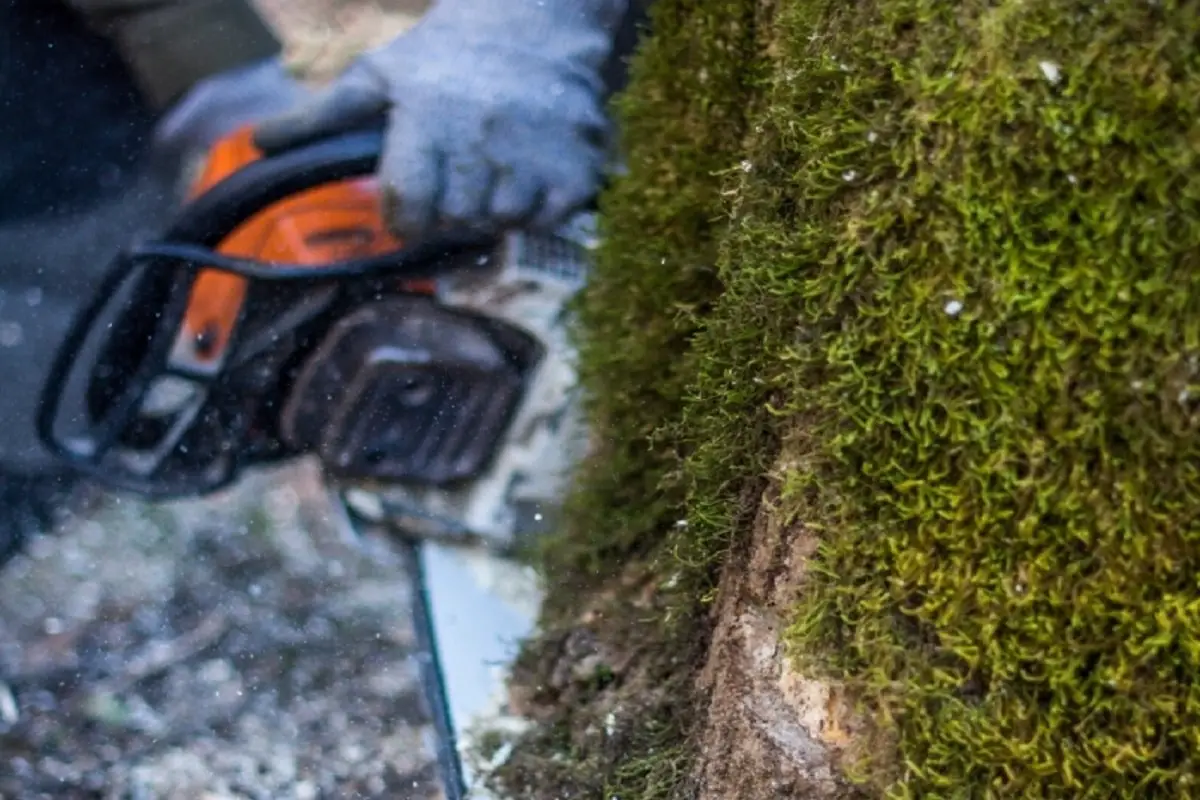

[280,296,538,484]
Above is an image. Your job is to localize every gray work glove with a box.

[153,58,310,164]
[253,0,629,240]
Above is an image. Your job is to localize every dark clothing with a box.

[0,0,181,478]
[63,0,283,109]
[603,0,653,99]
[0,0,278,559]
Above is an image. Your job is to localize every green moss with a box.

[538,0,770,587]
[510,0,1200,796]
[496,0,772,795]
[752,0,1200,795]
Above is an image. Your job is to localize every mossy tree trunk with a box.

[494,0,1200,797]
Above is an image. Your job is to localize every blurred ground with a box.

[0,462,445,800]
[0,3,447,799]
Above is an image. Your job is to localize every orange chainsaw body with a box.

[178,126,429,369]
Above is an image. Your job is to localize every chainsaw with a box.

[30,125,598,795]
[37,124,594,556]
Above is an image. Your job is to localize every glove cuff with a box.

[418,0,631,79]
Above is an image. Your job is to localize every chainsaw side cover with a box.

[280,295,539,485]
[344,215,596,552]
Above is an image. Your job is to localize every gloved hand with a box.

[253,0,630,240]
[152,57,311,163]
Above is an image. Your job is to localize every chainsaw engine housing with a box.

[280,295,540,484]
[343,216,595,551]
[40,126,594,549]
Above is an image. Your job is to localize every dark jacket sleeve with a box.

[601,0,653,99]
[64,0,283,110]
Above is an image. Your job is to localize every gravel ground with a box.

[0,461,447,800]
[0,7,453,798]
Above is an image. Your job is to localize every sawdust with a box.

[479,555,694,800]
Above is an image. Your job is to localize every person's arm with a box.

[64,0,283,110]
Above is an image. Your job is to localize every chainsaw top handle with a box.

[140,126,500,281]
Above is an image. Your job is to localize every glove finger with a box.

[541,84,612,151]
[533,171,601,232]
[489,168,544,228]
[528,138,606,231]
[571,102,613,152]
[440,144,498,229]
[379,111,445,240]
[253,62,389,154]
